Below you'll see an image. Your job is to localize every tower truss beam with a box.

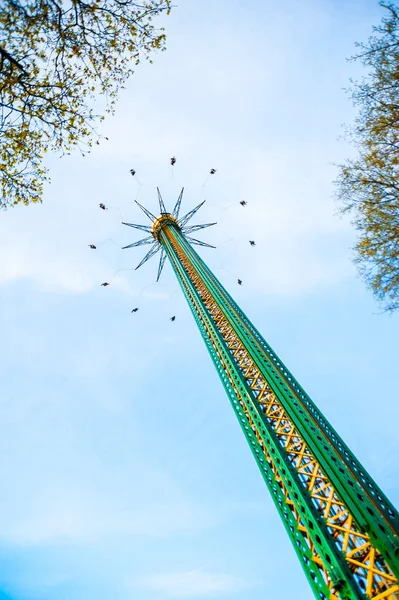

[124,193,399,600]
[157,224,399,600]
[182,239,399,549]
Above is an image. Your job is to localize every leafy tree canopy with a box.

[336,1,399,312]
[0,0,171,208]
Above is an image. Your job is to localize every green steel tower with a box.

[123,189,399,600]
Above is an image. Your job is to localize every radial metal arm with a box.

[134,200,156,222]
[157,187,167,214]
[183,222,217,235]
[185,236,215,249]
[172,188,184,219]
[135,243,160,270]
[157,248,167,282]
[122,222,152,234]
[122,235,154,249]
[178,200,205,227]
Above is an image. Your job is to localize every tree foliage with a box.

[0,0,170,208]
[335,2,399,312]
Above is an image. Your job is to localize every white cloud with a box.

[0,474,214,546]
[0,207,104,294]
[136,569,245,598]
[0,191,142,295]
[0,235,96,294]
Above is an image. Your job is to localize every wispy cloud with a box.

[0,468,215,546]
[136,569,246,597]
[0,1,357,302]
[0,195,142,295]
[0,206,105,294]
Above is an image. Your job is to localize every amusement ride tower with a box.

[123,189,399,600]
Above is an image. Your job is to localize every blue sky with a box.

[1,1,399,599]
